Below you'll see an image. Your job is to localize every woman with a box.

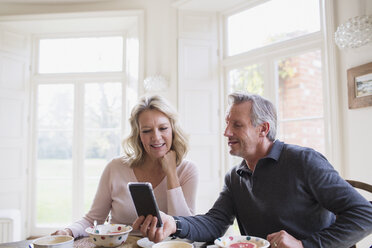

[52,95,198,238]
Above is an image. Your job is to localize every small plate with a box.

[137,237,155,248]
[137,237,193,248]
[214,236,270,248]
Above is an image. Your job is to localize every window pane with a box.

[39,37,123,73]
[277,50,323,119]
[279,119,325,155]
[227,63,264,168]
[37,170,72,226]
[38,85,73,129]
[36,84,74,225]
[228,63,264,94]
[277,50,325,154]
[227,0,320,55]
[84,83,122,212]
[85,83,122,129]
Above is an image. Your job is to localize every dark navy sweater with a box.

[175,140,372,248]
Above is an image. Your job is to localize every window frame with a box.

[221,0,336,171]
[30,33,128,235]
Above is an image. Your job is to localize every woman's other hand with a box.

[160,150,180,189]
[160,150,177,175]
[51,228,73,237]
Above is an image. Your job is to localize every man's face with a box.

[224,102,262,161]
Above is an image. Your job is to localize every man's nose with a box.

[224,125,231,137]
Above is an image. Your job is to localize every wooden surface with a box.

[0,236,141,248]
[0,236,210,248]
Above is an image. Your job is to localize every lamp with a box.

[335,15,372,49]
[143,75,169,92]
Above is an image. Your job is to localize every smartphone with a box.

[128,182,163,227]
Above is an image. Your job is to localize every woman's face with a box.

[138,109,173,160]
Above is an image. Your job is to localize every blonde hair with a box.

[122,95,189,167]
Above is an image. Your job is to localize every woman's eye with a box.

[160,127,168,131]
[142,130,151,133]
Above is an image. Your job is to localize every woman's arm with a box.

[166,160,199,216]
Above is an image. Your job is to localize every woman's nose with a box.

[152,129,161,140]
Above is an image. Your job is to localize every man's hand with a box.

[267,230,304,248]
[51,228,73,237]
[132,211,177,243]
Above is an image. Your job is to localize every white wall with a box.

[334,0,372,246]
[334,0,372,185]
[0,0,178,106]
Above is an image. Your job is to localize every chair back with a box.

[345,179,372,248]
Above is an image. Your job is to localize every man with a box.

[133,92,372,248]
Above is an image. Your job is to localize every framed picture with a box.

[347,62,372,109]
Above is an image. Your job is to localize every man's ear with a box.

[259,122,270,137]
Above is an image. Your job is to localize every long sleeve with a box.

[66,158,201,238]
[167,160,199,216]
[300,154,372,247]
[175,172,236,242]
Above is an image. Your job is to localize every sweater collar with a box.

[236,139,283,176]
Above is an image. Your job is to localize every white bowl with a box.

[214,235,269,248]
[85,224,132,247]
[33,235,74,248]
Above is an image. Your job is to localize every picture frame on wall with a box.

[347,61,372,109]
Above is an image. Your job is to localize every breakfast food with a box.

[229,241,257,248]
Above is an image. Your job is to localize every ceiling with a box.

[0,0,110,3]
[0,0,248,11]
[172,0,248,12]
[0,12,138,34]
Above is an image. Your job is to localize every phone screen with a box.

[128,182,163,227]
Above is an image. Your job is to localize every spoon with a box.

[93,220,98,234]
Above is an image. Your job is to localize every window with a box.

[227,0,320,56]
[33,36,126,229]
[277,50,325,153]
[38,37,123,73]
[225,0,327,164]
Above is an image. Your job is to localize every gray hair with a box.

[228,92,277,141]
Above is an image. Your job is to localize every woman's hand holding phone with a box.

[128,182,163,227]
[132,211,177,243]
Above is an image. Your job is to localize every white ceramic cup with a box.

[33,235,74,248]
[152,240,193,248]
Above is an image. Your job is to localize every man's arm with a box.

[133,173,237,243]
[301,153,372,247]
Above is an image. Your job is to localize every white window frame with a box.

[220,0,340,172]
[30,32,128,235]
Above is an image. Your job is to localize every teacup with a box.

[33,235,74,248]
[152,240,193,248]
